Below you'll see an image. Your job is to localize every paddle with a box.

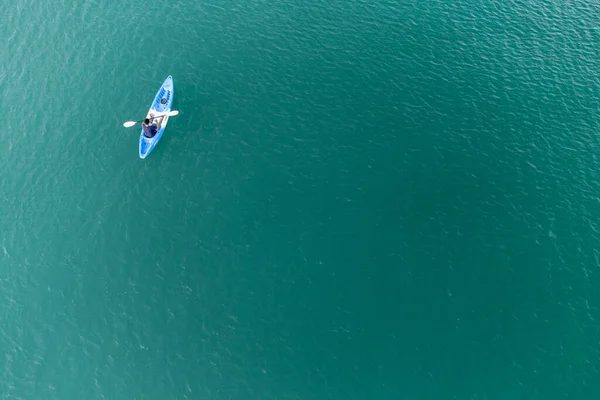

[123,110,179,128]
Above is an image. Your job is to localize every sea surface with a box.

[2,0,600,398]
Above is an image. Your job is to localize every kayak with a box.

[139,76,174,159]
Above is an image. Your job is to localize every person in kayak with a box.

[142,114,164,138]
[141,119,157,138]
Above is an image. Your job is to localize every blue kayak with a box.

[139,76,174,159]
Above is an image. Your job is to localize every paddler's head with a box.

[144,118,150,125]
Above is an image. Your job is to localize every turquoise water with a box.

[2,0,600,398]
